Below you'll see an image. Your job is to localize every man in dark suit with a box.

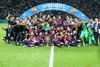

[98,19,100,42]
[94,18,99,46]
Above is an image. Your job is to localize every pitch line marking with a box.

[49,46,54,67]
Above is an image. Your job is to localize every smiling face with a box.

[63,23,66,26]
[47,15,50,18]
[10,17,14,21]
[30,26,33,30]
[16,20,20,25]
[67,27,71,31]
[45,32,48,35]
[67,33,70,36]
[95,18,98,23]
[90,19,93,22]
[39,18,43,21]
[43,15,46,19]
[81,20,84,24]
[8,25,11,29]
[53,16,56,20]
[88,26,91,30]
[66,16,69,20]
[49,18,52,22]
[58,16,61,19]
[52,31,55,35]
[39,32,42,36]
[60,32,63,35]
[57,27,60,31]
[51,26,54,30]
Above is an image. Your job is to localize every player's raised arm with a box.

[1,27,6,30]
[6,13,11,20]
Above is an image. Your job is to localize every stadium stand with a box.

[0,0,100,19]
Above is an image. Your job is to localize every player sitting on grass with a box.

[52,34,61,47]
[23,38,34,47]
[64,33,73,47]
[23,26,34,47]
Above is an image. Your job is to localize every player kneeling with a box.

[2,25,14,44]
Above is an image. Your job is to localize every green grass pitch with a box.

[0,23,100,67]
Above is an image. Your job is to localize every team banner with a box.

[20,3,88,20]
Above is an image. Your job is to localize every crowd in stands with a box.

[0,0,100,19]
[1,13,100,48]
